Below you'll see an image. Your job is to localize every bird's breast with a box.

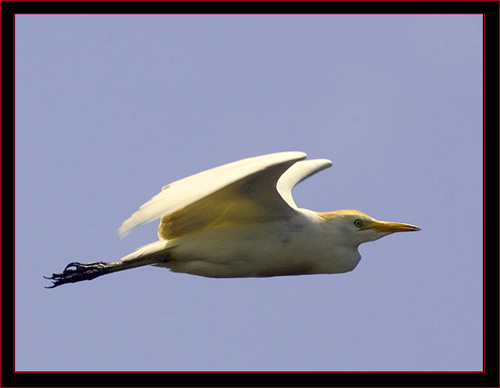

[165,216,361,278]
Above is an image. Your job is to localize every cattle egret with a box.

[45,152,420,288]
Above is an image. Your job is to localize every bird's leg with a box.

[44,255,164,288]
[44,261,117,288]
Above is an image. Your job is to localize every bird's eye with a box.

[354,219,363,228]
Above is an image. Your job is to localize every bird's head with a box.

[318,209,421,246]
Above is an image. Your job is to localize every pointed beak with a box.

[370,220,421,233]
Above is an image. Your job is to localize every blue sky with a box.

[15,15,483,371]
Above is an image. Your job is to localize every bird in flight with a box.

[45,152,420,288]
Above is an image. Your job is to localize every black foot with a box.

[44,261,111,288]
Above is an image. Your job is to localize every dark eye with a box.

[354,219,363,228]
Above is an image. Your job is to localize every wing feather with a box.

[118,152,307,238]
[276,159,333,209]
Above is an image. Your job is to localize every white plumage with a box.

[46,152,420,287]
[118,152,318,237]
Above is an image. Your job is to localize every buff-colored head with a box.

[318,209,421,245]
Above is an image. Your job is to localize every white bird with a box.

[46,151,420,287]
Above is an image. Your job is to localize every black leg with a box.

[44,261,113,288]
[44,253,167,288]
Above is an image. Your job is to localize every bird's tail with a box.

[120,240,170,263]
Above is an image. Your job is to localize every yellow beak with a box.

[370,220,421,233]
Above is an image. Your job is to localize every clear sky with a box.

[15,15,483,372]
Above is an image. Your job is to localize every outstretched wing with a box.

[118,152,307,239]
[277,158,333,209]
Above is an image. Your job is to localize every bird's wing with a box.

[276,158,333,209]
[118,152,307,239]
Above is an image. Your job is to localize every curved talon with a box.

[63,262,83,272]
[43,272,66,289]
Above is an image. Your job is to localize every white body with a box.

[118,152,419,279]
[165,210,361,277]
